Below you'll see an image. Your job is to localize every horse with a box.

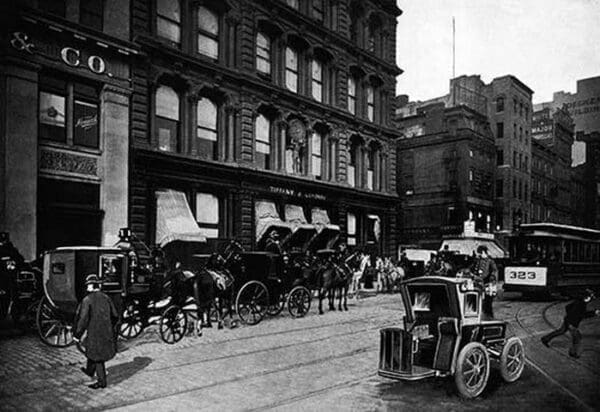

[379,257,405,293]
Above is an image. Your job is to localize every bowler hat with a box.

[85,274,101,286]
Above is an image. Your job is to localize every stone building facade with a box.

[395,104,496,249]
[128,0,403,255]
[530,107,574,224]
[0,0,136,258]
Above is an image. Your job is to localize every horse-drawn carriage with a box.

[378,276,524,398]
[36,246,153,347]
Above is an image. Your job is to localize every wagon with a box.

[378,276,525,398]
[36,247,149,347]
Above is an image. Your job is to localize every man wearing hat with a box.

[541,288,600,358]
[471,245,498,319]
[74,274,119,389]
[264,229,282,255]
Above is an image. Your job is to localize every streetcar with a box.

[503,223,600,295]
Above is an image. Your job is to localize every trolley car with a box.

[503,223,600,295]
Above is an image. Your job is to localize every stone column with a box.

[100,85,130,246]
[0,59,39,259]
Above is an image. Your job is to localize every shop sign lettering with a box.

[61,47,106,74]
[269,186,326,201]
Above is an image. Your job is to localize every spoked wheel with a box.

[287,286,311,318]
[159,305,187,344]
[36,297,74,347]
[119,299,144,340]
[454,342,490,399]
[500,337,525,382]
[266,291,285,316]
[235,281,269,325]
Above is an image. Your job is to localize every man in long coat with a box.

[471,245,498,319]
[74,274,119,389]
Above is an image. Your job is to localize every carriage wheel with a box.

[454,342,490,399]
[500,337,525,382]
[266,291,285,316]
[159,305,187,344]
[287,286,311,318]
[235,281,269,325]
[118,299,144,340]
[13,298,40,331]
[36,297,74,347]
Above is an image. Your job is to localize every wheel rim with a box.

[159,307,186,344]
[36,298,73,347]
[506,342,524,375]
[237,282,268,325]
[462,348,487,390]
[289,288,311,317]
[267,293,285,316]
[119,301,143,339]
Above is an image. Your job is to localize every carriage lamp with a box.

[459,279,475,293]
[5,259,16,270]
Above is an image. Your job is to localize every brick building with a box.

[396,74,534,232]
[128,0,403,255]
[395,103,496,248]
[1,1,137,259]
[530,107,574,224]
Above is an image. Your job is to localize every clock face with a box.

[288,119,306,141]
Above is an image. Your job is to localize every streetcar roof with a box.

[512,223,600,241]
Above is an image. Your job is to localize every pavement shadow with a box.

[107,356,152,385]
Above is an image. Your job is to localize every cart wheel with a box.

[287,286,311,318]
[159,305,187,344]
[500,337,525,382]
[36,297,74,347]
[119,299,144,340]
[454,342,490,399]
[236,281,269,325]
[266,291,285,316]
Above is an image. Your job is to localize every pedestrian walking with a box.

[471,245,498,319]
[74,274,119,389]
[541,288,600,358]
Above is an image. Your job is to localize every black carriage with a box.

[36,246,150,347]
[378,276,524,398]
[0,257,43,328]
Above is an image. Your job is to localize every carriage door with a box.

[37,178,103,253]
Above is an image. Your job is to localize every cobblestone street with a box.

[0,293,599,411]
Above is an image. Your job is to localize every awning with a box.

[310,208,340,250]
[255,200,292,243]
[439,238,507,259]
[284,204,317,250]
[155,190,207,247]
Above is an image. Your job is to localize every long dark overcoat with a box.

[74,291,119,362]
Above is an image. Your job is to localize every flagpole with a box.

[452,16,456,79]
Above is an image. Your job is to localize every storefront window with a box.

[255,114,271,169]
[196,193,219,238]
[197,97,218,160]
[157,0,181,44]
[73,100,99,148]
[311,59,323,102]
[311,132,322,179]
[40,91,66,143]
[285,47,299,93]
[347,213,357,246]
[198,6,219,59]
[155,85,180,152]
[367,214,380,244]
[256,32,271,74]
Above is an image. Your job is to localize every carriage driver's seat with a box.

[433,317,459,371]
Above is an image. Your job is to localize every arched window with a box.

[311,131,322,179]
[348,137,361,187]
[285,47,299,93]
[311,59,323,102]
[347,77,357,114]
[197,97,218,160]
[155,85,180,152]
[197,6,219,59]
[255,114,271,169]
[256,32,271,75]
[157,0,181,44]
[366,86,374,121]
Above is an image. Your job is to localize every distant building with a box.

[396,104,496,249]
[530,107,574,224]
[535,75,600,166]
[576,131,600,229]
[396,74,534,233]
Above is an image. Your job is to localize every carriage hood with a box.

[155,190,207,247]
[255,200,293,249]
[308,208,340,251]
[399,277,463,323]
[283,204,317,251]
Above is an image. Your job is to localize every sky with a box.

[395,0,600,104]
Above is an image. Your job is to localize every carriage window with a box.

[464,293,478,317]
[407,285,452,318]
[100,255,123,285]
[412,292,431,311]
